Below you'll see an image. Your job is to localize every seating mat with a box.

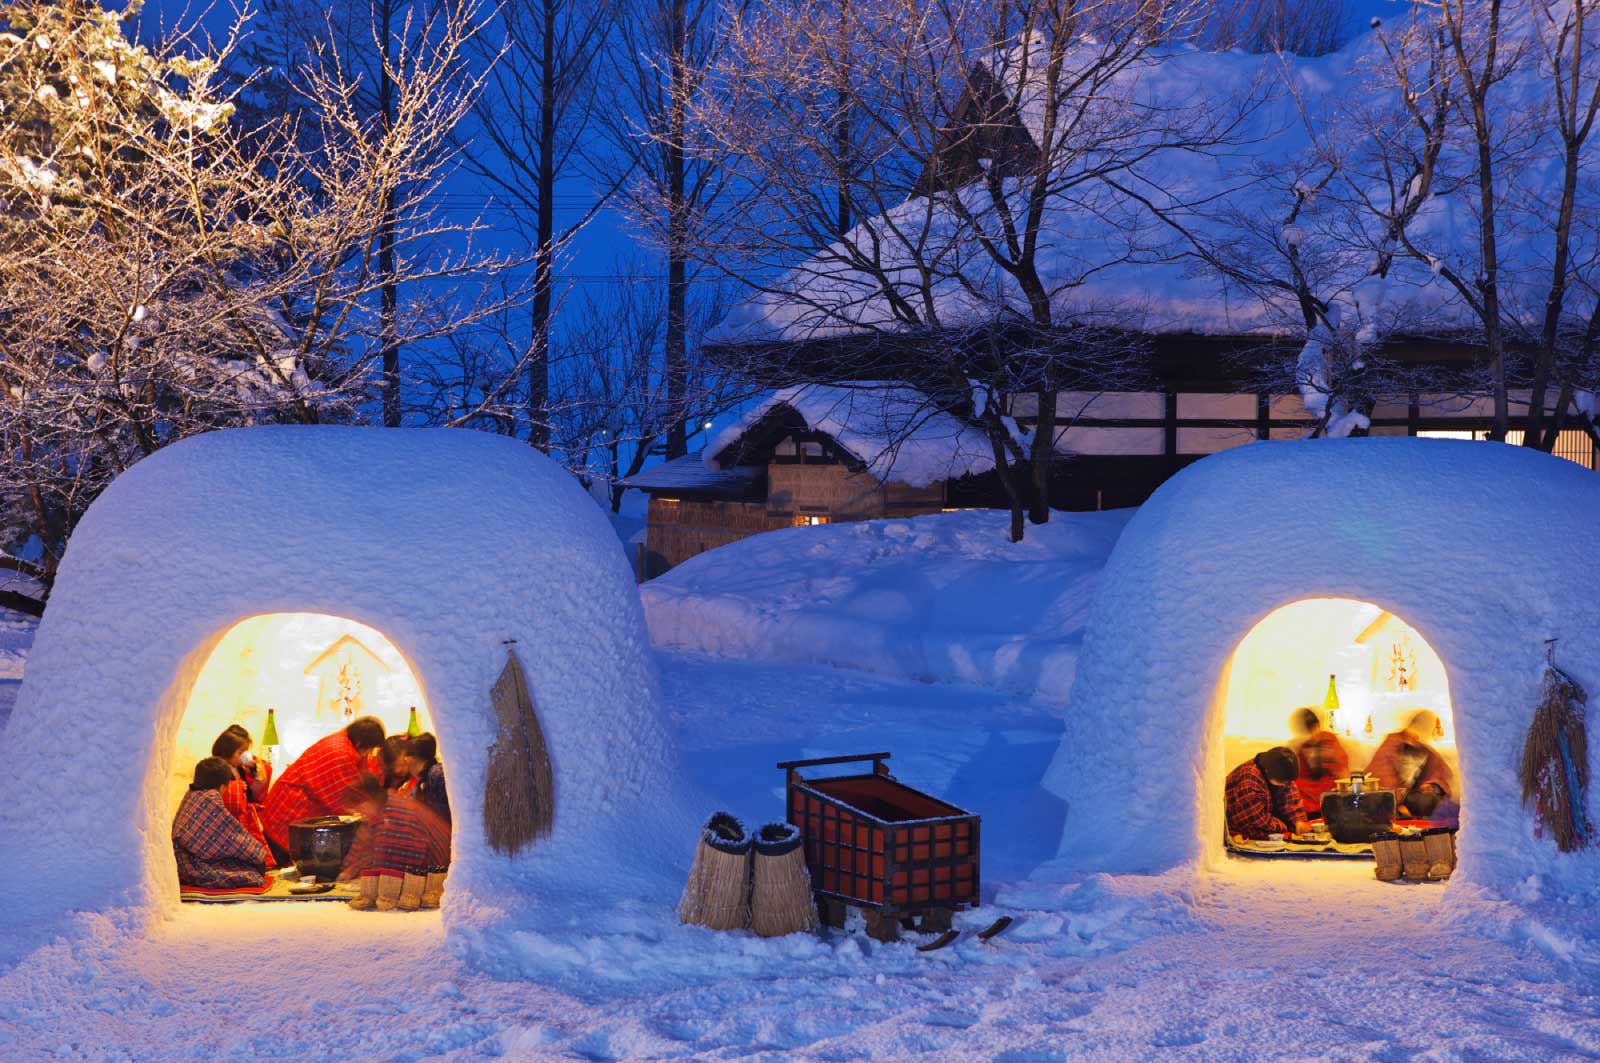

[180,871,361,903]
[1225,821,1444,860]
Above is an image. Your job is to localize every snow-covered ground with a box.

[3,651,1599,1062]
[6,502,1600,1061]
[643,510,1131,705]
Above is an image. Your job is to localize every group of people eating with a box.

[1226,707,1457,841]
[171,715,452,911]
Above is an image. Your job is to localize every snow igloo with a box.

[1045,437,1600,895]
[0,426,691,933]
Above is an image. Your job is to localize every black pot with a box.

[1320,789,1397,844]
[287,816,361,880]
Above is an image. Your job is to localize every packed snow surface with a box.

[642,508,1132,704]
[3,652,1600,1062]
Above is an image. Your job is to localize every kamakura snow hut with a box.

[0,427,692,937]
[1043,437,1600,895]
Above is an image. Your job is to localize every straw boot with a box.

[1371,833,1403,881]
[750,823,817,938]
[348,873,380,911]
[420,867,447,910]
[397,871,427,912]
[1399,835,1430,879]
[374,873,404,911]
[678,812,753,930]
[1423,829,1456,880]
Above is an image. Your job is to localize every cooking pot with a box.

[287,815,362,881]
[1319,788,1396,844]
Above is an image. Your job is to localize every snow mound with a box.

[0,426,697,945]
[642,508,1132,704]
[1044,437,1600,898]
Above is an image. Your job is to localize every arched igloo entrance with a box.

[1217,598,1458,854]
[169,611,446,893]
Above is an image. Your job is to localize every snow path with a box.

[3,652,1599,1062]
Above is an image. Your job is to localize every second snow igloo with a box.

[1043,437,1600,895]
[0,426,695,934]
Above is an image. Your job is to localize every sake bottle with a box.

[406,706,421,738]
[261,707,280,767]
[1323,674,1340,735]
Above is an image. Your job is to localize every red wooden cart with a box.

[780,752,980,942]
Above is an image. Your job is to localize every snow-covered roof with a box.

[1044,437,1600,897]
[622,449,763,497]
[0,427,694,947]
[705,383,996,487]
[713,21,1589,349]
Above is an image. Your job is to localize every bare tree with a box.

[591,0,735,460]
[456,0,619,448]
[691,0,1250,540]
[551,261,740,508]
[1201,0,1350,56]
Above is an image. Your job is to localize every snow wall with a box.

[0,427,695,947]
[1044,437,1600,896]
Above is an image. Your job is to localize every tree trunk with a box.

[529,0,558,451]
[665,0,690,459]
[1028,388,1056,523]
[378,0,400,428]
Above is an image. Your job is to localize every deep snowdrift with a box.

[641,508,1132,705]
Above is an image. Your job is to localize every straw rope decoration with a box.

[750,822,818,937]
[1520,640,1592,853]
[678,813,753,930]
[484,647,555,853]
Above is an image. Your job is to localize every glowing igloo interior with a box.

[1221,597,1458,794]
[169,613,435,815]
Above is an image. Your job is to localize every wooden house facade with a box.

[625,397,981,578]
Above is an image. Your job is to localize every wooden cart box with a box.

[781,753,979,938]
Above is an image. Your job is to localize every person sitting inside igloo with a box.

[1226,747,1310,841]
[213,724,271,803]
[262,716,386,865]
[1367,709,1458,823]
[339,735,413,882]
[1288,707,1350,821]
[211,727,275,870]
[346,773,451,912]
[172,757,271,890]
[403,732,449,826]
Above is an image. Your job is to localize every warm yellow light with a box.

[171,613,433,814]
[1220,597,1456,779]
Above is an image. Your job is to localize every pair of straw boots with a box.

[1372,829,1456,882]
[349,866,447,911]
[678,812,819,938]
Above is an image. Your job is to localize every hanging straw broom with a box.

[1520,642,1592,853]
[678,813,752,930]
[750,822,817,938]
[484,647,555,854]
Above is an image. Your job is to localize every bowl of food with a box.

[286,815,362,881]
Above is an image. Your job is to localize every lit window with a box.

[794,515,831,527]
